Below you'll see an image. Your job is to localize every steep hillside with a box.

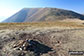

[3,8,84,22]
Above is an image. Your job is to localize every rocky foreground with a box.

[0,27,84,56]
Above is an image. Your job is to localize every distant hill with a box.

[2,8,84,22]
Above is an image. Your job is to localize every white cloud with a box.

[0,8,18,17]
[0,16,7,22]
[0,8,19,22]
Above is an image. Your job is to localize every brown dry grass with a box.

[0,21,84,27]
[1,21,84,56]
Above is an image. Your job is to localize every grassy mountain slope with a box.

[3,8,84,22]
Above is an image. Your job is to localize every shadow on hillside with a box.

[26,40,53,56]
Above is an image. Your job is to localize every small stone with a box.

[19,48,22,50]
[35,32,40,35]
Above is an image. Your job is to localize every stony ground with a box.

[0,26,84,56]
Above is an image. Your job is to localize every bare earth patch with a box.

[0,21,84,56]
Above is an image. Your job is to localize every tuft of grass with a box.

[0,21,84,30]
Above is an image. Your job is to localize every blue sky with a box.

[0,0,84,22]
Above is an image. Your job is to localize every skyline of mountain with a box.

[2,8,84,23]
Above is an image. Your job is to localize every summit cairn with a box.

[13,39,36,51]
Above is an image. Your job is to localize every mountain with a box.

[2,8,84,22]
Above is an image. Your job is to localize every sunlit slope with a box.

[3,8,84,22]
[0,21,84,30]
